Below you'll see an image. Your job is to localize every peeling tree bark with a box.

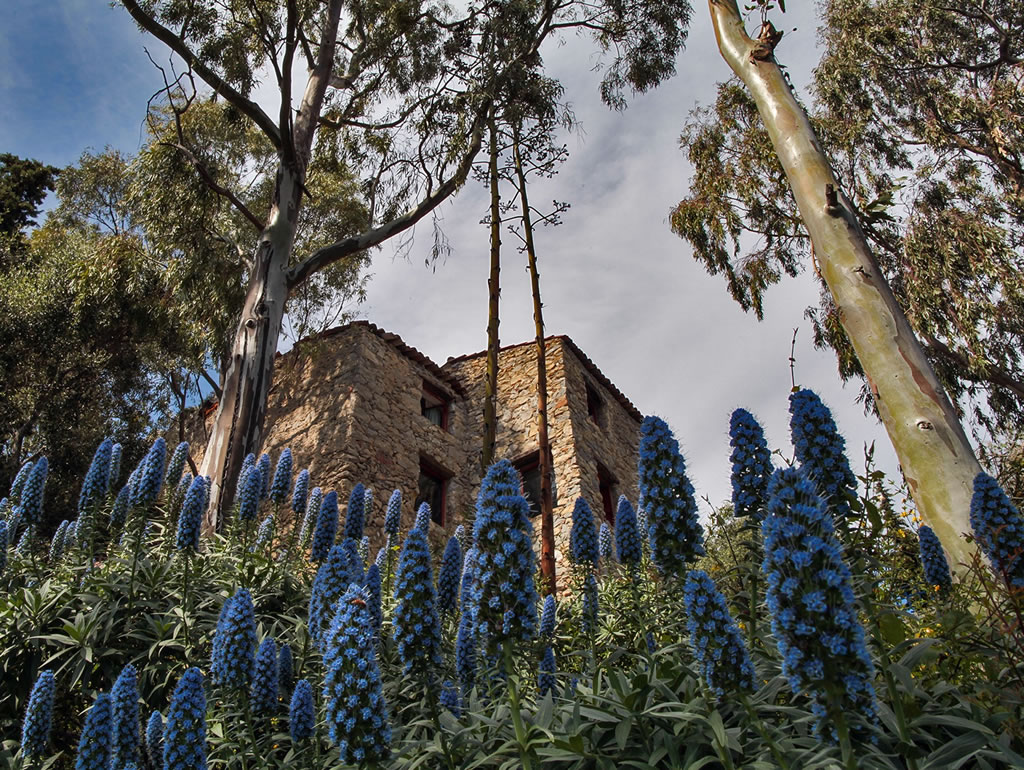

[708,0,982,568]
[514,129,556,594]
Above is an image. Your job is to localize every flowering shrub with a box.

[175,476,207,552]
[298,486,322,550]
[111,664,142,770]
[269,448,292,505]
[598,521,614,563]
[78,438,113,516]
[310,490,339,563]
[364,561,383,634]
[917,525,952,593]
[393,527,442,679]
[107,443,122,493]
[75,693,112,770]
[468,460,538,659]
[256,453,272,500]
[614,496,643,568]
[638,416,704,573]
[291,468,310,515]
[729,408,773,520]
[538,645,557,698]
[251,637,279,715]
[211,588,257,689]
[682,570,756,697]
[20,456,48,529]
[309,545,354,649]
[384,489,402,536]
[164,668,206,770]
[762,467,878,741]
[21,669,55,757]
[132,438,167,508]
[540,594,557,639]
[288,679,315,742]
[569,497,598,567]
[414,502,431,533]
[322,584,392,764]
[788,389,857,524]
[165,441,190,492]
[236,464,262,523]
[145,710,163,768]
[971,472,1024,589]
[437,535,463,614]
[344,482,366,541]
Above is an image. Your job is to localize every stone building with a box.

[225,321,643,574]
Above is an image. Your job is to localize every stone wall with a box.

[183,323,643,581]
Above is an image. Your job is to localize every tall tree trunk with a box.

[200,167,302,529]
[482,111,501,474]
[708,0,981,567]
[513,129,556,594]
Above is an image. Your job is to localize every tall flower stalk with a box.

[762,467,878,756]
[971,472,1024,589]
[20,669,55,758]
[788,389,857,528]
[75,693,112,770]
[683,570,756,697]
[164,668,206,770]
[393,527,442,685]
[176,476,206,659]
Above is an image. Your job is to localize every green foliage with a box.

[5,426,1024,769]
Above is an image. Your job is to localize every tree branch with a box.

[159,141,265,231]
[200,368,224,400]
[923,332,1024,402]
[119,0,283,148]
[286,101,490,289]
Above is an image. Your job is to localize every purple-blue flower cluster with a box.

[393,527,442,678]
[110,486,130,531]
[468,460,538,658]
[50,521,70,563]
[145,711,163,768]
[344,482,366,541]
[21,669,55,757]
[638,416,705,573]
[582,572,599,635]
[322,584,391,764]
[437,535,463,614]
[289,679,315,742]
[788,389,857,525]
[20,456,48,529]
[164,668,206,770]
[569,497,598,567]
[683,570,756,697]
[108,443,123,493]
[917,525,952,593]
[211,588,257,689]
[78,438,113,516]
[298,487,322,550]
[291,468,310,515]
[269,448,292,505]
[540,594,556,639]
[309,545,356,649]
[414,502,431,533]
[364,562,383,634]
[132,438,167,508]
[256,454,271,500]
[175,476,207,552]
[251,637,279,714]
[165,442,190,492]
[278,643,294,698]
[440,680,461,718]
[729,408,773,520]
[538,645,557,698]
[310,490,339,563]
[614,496,643,568]
[384,489,402,536]
[598,521,614,563]
[254,514,274,552]
[236,465,262,523]
[75,693,112,770]
[111,664,142,770]
[971,472,1024,588]
[762,467,877,740]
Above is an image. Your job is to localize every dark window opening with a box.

[415,456,450,527]
[585,381,604,427]
[421,381,451,431]
[514,452,543,518]
[598,463,617,524]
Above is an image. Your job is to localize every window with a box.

[514,452,543,518]
[597,463,618,524]
[415,456,450,526]
[585,381,604,427]
[421,381,451,431]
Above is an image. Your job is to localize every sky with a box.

[0,1,907,513]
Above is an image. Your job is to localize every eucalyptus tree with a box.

[672,0,1023,564]
[118,0,692,525]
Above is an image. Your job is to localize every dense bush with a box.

[2,397,1024,770]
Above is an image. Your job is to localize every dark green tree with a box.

[0,154,58,262]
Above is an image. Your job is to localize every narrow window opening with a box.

[513,451,543,518]
[416,456,450,527]
[585,381,604,427]
[598,463,617,524]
